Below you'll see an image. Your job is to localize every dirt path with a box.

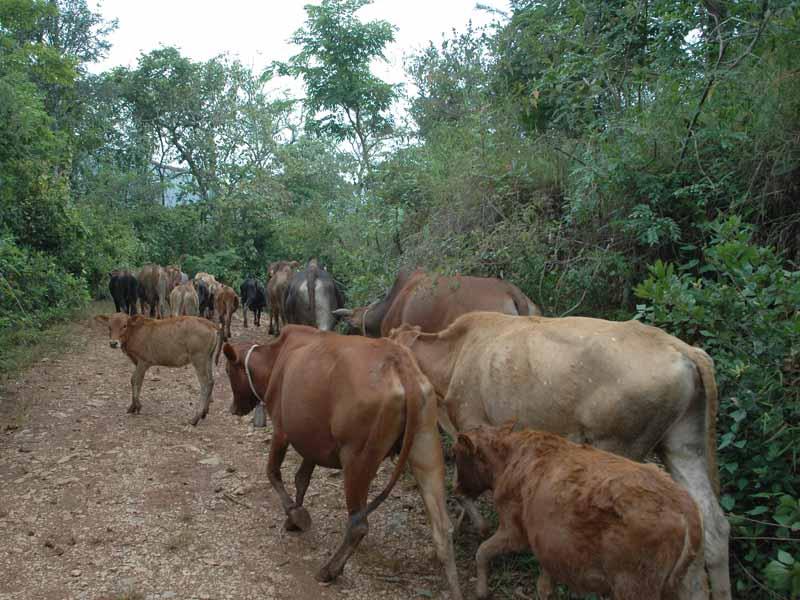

[0,305,486,600]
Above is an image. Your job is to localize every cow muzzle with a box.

[109,340,119,349]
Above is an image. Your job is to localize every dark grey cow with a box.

[283,259,345,331]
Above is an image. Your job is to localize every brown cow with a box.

[333,268,541,337]
[454,425,703,600]
[137,264,168,318]
[164,265,184,300]
[214,284,239,344]
[390,312,731,600]
[221,326,462,598]
[266,260,299,335]
[95,313,222,426]
[170,282,199,317]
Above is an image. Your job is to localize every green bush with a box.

[0,235,89,370]
[635,216,800,596]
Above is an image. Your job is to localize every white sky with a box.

[91,0,509,96]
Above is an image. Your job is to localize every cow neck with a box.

[244,344,262,402]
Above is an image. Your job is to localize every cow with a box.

[95,313,222,426]
[333,268,541,337]
[170,282,199,317]
[109,270,138,315]
[240,277,267,328]
[214,284,239,345]
[283,259,345,331]
[194,272,220,319]
[454,425,703,600]
[194,279,213,320]
[221,326,462,598]
[137,264,168,319]
[266,260,299,335]
[390,312,731,600]
[164,265,183,296]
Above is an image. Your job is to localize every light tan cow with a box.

[193,272,221,319]
[170,282,199,317]
[95,314,222,426]
[391,312,731,600]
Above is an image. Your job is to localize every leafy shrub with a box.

[635,216,800,596]
[0,235,89,371]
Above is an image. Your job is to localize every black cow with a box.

[109,270,138,315]
[240,277,267,328]
[194,279,214,320]
[283,259,345,331]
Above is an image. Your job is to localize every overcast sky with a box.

[91,0,509,96]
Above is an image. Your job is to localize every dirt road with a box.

[0,306,500,600]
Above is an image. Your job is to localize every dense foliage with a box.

[1,0,798,595]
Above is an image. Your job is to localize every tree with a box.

[278,0,399,189]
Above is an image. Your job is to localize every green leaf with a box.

[720,495,735,511]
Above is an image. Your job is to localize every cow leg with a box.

[284,458,316,532]
[243,303,249,328]
[128,362,149,414]
[255,308,261,327]
[266,431,310,530]
[408,419,463,600]
[457,487,491,538]
[113,297,121,313]
[189,356,214,427]
[474,523,527,599]
[659,424,731,600]
[536,571,555,600]
[316,453,381,583]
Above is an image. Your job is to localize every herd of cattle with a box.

[97,261,733,600]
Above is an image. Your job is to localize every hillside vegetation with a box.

[1,0,798,596]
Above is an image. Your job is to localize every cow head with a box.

[453,428,499,498]
[95,313,132,349]
[222,342,262,416]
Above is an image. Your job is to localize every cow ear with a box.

[95,315,109,324]
[456,433,476,455]
[222,343,239,364]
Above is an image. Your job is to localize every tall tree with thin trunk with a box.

[277,0,398,190]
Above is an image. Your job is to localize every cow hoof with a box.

[286,506,312,532]
[190,415,200,427]
[315,566,336,583]
[127,405,140,414]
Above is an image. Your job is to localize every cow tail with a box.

[685,346,720,497]
[307,265,318,327]
[213,325,225,365]
[365,355,422,517]
[664,510,702,596]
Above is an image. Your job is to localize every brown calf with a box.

[213,284,239,345]
[96,314,222,426]
[455,425,703,600]
[222,326,462,598]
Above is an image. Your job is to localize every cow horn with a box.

[331,308,353,317]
